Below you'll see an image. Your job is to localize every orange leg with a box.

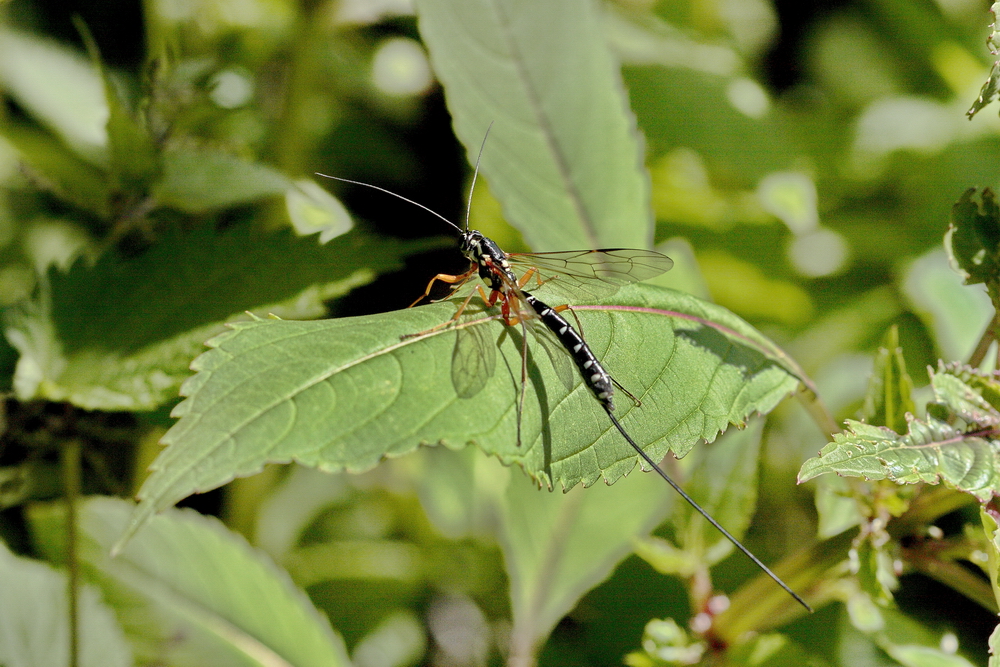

[408,266,478,309]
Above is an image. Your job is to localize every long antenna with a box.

[604,408,813,612]
[465,122,493,233]
[316,173,464,234]
[317,123,495,237]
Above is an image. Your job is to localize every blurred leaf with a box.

[903,248,993,362]
[2,120,111,216]
[499,458,673,662]
[722,632,829,667]
[991,623,1000,667]
[29,496,351,667]
[678,417,763,564]
[814,475,863,539]
[153,145,291,212]
[625,67,795,182]
[74,17,159,190]
[698,250,813,326]
[0,541,132,667]
[5,226,428,409]
[882,644,976,667]
[623,618,705,667]
[982,507,1000,611]
[855,537,897,605]
[414,0,652,250]
[0,27,108,165]
[873,607,978,667]
[799,418,1000,502]
[117,283,804,547]
[286,180,353,243]
[862,325,916,434]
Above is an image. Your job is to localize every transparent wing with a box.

[506,248,673,303]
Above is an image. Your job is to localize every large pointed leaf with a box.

[798,418,1000,502]
[118,283,803,547]
[29,496,350,667]
[0,542,132,667]
[499,457,673,662]
[413,0,651,250]
[5,226,432,410]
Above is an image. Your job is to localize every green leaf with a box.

[990,622,1000,667]
[969,61,1000,121]
[5,226,427,410]
[946,188,1000,290]
[117,283,803,548]
[0,541,132,667]
[981,507,1000,613]
[677,417,763,564]
[1,120,112,216]
[624,618,706,667]
[413,0,652,250]
[967,3,1000,120]
[861,325,916,434]
[74,17,159,189]
[903,248,993,363]
[153,145,291,212]
[930,369,1000,428]
[500,457,673,661]
[29,496,351,667]
[874,608,978,667]
[937,361,1000,415]
[798,418,1000,502]
[0,27,109,165]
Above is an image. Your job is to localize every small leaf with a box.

[799,418,1000,502]
[29,496,351,667]
[118,283,803,547]
[153,145,291,212]
[968,61,1000,120]
[286,179,353,243]
[414,0,652,250]
[930,370,1000,428]
[74,16,159,189]
[967,3,1000,120]
[854,537,897,604]
[990,621,1000,667]
[0,541,132,667]
[946,188,1000,289]
[937,361,1000,414]
[861,325,916,434]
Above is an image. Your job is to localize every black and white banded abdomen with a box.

[523,292,616,411]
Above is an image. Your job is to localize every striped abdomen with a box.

[523,292,615,411]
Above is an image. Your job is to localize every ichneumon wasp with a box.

[317,136,812,613]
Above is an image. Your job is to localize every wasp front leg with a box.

[407,266,478,309]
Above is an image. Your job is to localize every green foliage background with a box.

[2,0,1000,666]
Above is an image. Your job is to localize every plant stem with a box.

[62,438,82,667]
[968,311,1000,368]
